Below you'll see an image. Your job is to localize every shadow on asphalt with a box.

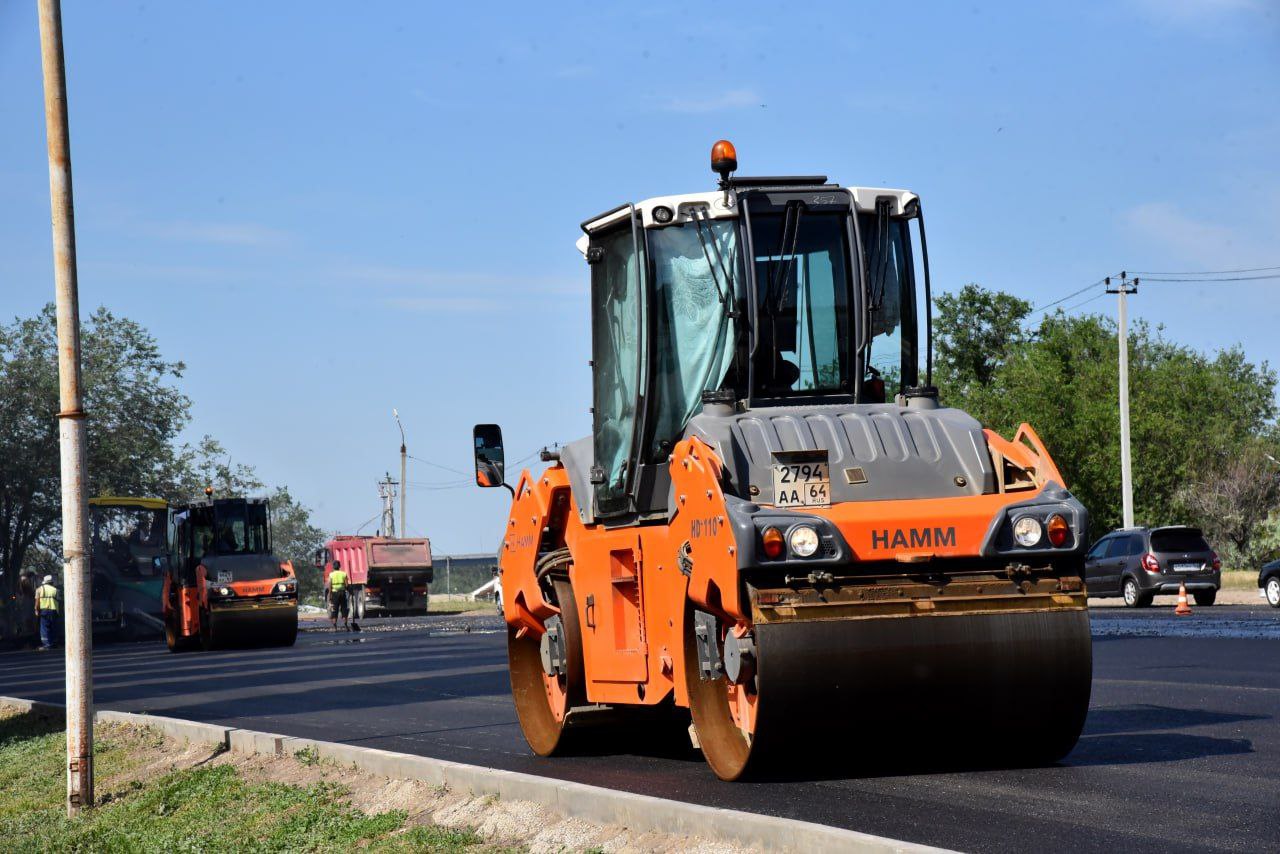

[1083,703,1269,735]
[1069,732,1253,766]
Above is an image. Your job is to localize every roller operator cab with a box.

[475,142,1092,781]
[163,496,298,651]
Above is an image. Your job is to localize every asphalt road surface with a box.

[2,606,1277,853]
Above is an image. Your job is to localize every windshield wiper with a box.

[767,202,804,312]
[868,198,891,313]
[692,211,736,310]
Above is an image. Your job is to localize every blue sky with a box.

[1,1,1277,553]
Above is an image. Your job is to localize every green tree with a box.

[1,305,330,636]
[1,306,191,630]
[169,435,265,502]
[1177,440,1280,568]
[934,283,1032,394]
[267,486,327,602]
[942,292,1277,536]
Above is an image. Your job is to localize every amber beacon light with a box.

[711,139,738,183]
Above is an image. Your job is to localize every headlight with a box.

[1013,516,1043,548]
[218,586,231,597]
[789,525,820,557]
[276,580,296,594]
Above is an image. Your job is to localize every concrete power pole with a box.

[36,0,94,816]
[393,410,406,538]
[378,474,397,539]
[1106,272,1139,529]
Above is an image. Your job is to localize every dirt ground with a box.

[96,721,748,854]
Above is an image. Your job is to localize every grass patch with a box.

[1220,570,1259,591]
[427,601,490,615]
[0,707,489,853]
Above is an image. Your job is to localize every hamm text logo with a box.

[871,527,956,550]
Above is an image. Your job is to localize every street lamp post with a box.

[393,409,406,538]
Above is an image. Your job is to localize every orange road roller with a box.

[162,496,298,651]
[474,141,1091,780]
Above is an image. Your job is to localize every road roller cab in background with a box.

[163,496,298,651]
[316,536,433,618]
[475,141,1092,781]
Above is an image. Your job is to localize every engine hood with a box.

[202,553,288,584]
[683,402,997,506]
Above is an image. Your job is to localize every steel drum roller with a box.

[688,608,1092,780]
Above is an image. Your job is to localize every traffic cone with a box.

[1175,581,1192,616]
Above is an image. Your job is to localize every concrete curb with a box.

[1,696,945,853]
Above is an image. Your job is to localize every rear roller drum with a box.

[508,577,585,755]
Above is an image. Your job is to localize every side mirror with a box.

[473,423,506,488]
[313,548,328,568]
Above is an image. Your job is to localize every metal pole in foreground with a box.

[394,409,406,537]
[1107,273,1138,529]
[36,0,94,817]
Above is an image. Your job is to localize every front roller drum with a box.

[508,578,585,755]
[201,605,298,650]
[686,607,1092,781]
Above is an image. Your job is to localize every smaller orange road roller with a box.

[162,496,298,651]
[475,142,1092,780]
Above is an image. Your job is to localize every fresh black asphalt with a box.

[2,606,1277,853]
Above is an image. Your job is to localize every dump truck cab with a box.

[478,142,1091,781]
[163,496,298,651]
[88,496,168,637]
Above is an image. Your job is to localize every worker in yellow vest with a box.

[326,560,350,632]
[34,574,61,651]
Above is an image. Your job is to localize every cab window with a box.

[590,221,645,515]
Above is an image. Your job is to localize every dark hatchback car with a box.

[1084,526,1221,607]
[1260,559,1280,608]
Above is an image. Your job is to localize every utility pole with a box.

[36,0,93,817]
[377,474,397,538]
[393,409,406,538]
[1106,272,1139,529]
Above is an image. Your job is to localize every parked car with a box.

[1260,559,1280,608]
[1084,526,1221,607]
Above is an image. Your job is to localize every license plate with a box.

[1173,562,1202,572]
[217,570,233,583]
[772,453,831,508]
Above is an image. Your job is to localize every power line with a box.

[1128,264,1280,276]
[1033,276,1112,314]
[407,455,470,477]
[1058,291,1107,314]
[1136,273,1280,283]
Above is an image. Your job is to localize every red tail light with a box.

[761,527,785,559]
[1141,553,1161,574]
[1211,551,1221,571]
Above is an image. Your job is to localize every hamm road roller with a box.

[475,141,1091,780]
[162,496,298,651]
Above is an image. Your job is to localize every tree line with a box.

[0,305,327,637]
[935,284,1280,569]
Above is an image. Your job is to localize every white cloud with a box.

[1130,0,1262,23]
[337,264,580,295]
[1120,202,1270,269]
[385,296,509,313]
[661,89,761,114]
[145,220,294,248]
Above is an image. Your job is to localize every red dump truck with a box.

[317,536,433,619]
